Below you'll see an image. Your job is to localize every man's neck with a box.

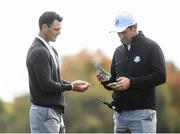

[38,33,49,43]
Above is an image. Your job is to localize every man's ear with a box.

[42,24,48,31]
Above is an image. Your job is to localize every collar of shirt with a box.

[127,44,131,51]
[36,35,58,68]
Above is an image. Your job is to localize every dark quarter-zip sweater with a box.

[102,31,166,111]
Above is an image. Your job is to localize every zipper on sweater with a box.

[124,45,130,75]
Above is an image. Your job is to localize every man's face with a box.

[118,28,134,44]
[43,19,61,42]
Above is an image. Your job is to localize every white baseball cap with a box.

[110,12,136,33]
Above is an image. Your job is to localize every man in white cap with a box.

[96,12,166,133]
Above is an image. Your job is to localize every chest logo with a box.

[134,56,141,63]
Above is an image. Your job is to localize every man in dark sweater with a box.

[96,12,166,133]
[26,11,90,133]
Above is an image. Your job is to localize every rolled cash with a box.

[95,63,111,82]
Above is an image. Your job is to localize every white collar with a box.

[36,35,50,49]
[36,35,58,68]
[127,44,131,51]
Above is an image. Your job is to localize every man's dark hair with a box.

[39,11,63,30]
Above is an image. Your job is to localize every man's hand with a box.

[96,71,106,82]
[112,77,130,91]
[71,80,90,92]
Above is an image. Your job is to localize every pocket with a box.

[35,106,49,121]
[142,110,156,121]
[45,108,60,123]
[141,110,157,133]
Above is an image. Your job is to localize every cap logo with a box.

[115,19,119,26]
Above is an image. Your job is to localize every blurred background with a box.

[0,0,180,132]
[0,50,180,132]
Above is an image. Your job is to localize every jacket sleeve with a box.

[31,48,72,93]
[62,80,72,84]
[130,44,166,90]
